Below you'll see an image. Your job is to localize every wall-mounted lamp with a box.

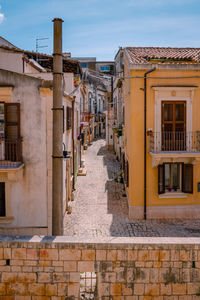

[63,143,70,158]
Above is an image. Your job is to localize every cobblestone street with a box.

[64,139,200,238]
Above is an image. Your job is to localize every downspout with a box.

[144,67,156,220]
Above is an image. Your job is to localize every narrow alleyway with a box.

[64,139,200,237]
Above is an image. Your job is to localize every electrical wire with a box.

[122,75,200,80]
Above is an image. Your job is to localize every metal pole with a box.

[52,18,64,235]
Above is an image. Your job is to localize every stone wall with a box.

[0,236,200,299]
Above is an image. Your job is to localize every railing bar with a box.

[149,131,200,154]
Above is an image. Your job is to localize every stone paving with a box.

[64,138,200,238]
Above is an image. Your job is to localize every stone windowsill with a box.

[159,192,188,199]
[0,216,14,224]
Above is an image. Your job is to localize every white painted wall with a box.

[0,49,23,73]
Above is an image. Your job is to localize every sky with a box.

[0,0,200,61]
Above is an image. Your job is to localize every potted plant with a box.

[147,128,153,136]
[173,186,178,192]
[168,186,172,192]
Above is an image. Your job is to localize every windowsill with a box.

[0,216,14,224]
[159,192,188,199]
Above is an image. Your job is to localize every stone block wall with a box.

[0,236,200,299]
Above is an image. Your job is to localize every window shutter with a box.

[66,107,72,130]
[0,183,5,217]
[124,158,127,185]
[5,103,20,139]
[126,160,129,187]
[158,164,165,194]
[182,164,193,193]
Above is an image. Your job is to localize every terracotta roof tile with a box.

[125,47,200,64]
[0,45,82,74]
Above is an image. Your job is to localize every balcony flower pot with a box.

[147,129,153,136]
[173,186,177,192]
[168,187,172,192]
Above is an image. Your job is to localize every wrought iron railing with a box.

[0,138,22,168]
[149,131,200,153]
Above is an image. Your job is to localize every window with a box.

[80,62,87,68]
[80,272,97,299]
[66,107,72,130]
[124,159,129,187]
[158,163,193,194]
[0,103,21,162]
[5,103,20,140]
[100,65,110,71]
[162,101,186,151]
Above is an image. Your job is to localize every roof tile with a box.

[125,47,200,64]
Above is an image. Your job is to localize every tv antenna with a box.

[35,37,49,61]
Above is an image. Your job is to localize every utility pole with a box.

[52,18,64,235]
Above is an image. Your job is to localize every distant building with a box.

[64,54,115,76]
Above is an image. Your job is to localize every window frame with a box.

[158,163,193,195]
[66,106,72,130]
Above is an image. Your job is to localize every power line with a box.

[122,75,200,80]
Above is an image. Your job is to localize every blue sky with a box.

[0,0,200,60]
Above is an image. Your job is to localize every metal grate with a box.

[80,272,97,299]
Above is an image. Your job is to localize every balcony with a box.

[149,132,200,167]
[0,138,23,168]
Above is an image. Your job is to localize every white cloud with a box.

[0,3,4,24]
[0,12,4,23]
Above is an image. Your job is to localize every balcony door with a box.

[4,103,20,162]
[161,101,186,151]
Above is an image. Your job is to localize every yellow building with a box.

[120,47,200,219]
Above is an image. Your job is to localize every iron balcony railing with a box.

[149,131,200,153]
[0,138,22,168]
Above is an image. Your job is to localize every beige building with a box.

[0,38,82,234]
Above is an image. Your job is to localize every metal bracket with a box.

[53,53,63,56]
[53,72,63,75]
[52,155,63,158]
[51,107,64,110]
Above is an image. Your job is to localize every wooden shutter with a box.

[0,183,5,217]
[122,153,125,171]
[5,103,20,139]
[67,107,72,130]
[182,164,193,193]
[158,164,165,194]
[126,160,129,187]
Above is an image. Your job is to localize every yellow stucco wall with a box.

[125,66,200,217]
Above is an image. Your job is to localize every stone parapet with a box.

[0,236,199,298]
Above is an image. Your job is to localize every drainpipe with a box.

[52,18,64,235]
[144,67,156,220]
